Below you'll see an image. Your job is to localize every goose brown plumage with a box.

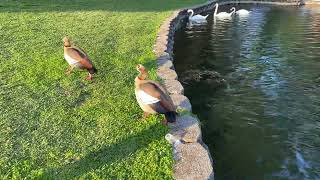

[135,64,177,125]
[63,37,97,80]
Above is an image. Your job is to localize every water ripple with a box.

[174,4,320,180]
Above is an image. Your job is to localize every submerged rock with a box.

[179,69,227,89]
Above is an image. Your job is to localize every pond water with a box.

[173,5,320,179]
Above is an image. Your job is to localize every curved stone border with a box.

[304,0,320,4]
[153,0,302,179]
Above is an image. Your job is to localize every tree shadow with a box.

[41,123,167,179]
[0,0,207,13]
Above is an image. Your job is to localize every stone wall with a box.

[153,0,301,179]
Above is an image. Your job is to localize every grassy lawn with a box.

[0,0,205,179]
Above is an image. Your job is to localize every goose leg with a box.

[161,119,168,125]
[85,73,93,80]
[143,112,150,119]
[66,66,74,75]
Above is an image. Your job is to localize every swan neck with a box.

[230,8,235,15]
[214,4,218,15]
[189,10,194,18]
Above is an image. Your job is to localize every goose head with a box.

[63,36,71,47]
[135,64,148,81]
[136,64,146,73]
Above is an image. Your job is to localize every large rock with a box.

[163,80,184,95]
[170,94,192,112]
[154,43,167,56]
[157,68,177,80]
[174,142,214,180]
[157,52,173,61]
[156,36,168,48]
[157,58,174,69]
[170,115,201,143]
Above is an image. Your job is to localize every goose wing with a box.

[65,47,93,69]
[139,81,175,111]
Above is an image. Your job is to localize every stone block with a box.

[157,52,173,61]
[174,142,214,180]
[157,68,178,80]
[166,47,173,54]
[163,79,184,95]
[157,58,174,69]
[156,37,168,46]
[170,115,201,143]
[170,94,192,112]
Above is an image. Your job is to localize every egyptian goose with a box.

[135,64,177,125]
[63,37,97,80]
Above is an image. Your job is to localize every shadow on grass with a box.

[42,123,167,179]
[0,0,206,13]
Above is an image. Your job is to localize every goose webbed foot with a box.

[143,112,150,119]
[85,73,93,81]
[65,66,73,75]
[161,119,168,126]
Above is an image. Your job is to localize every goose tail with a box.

[89,66,98,74]
[165,111,178,123]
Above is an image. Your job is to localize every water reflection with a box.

[174,5,320,179]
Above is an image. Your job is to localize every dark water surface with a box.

[173,5,320,179]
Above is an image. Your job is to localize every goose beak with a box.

[136,64,140,71]
[63,36,69,42]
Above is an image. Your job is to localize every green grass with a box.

[0,0,206,179]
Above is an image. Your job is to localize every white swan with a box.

[187,9,209,22]
[214,3,235,18]
[236,9,250,16]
